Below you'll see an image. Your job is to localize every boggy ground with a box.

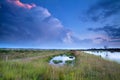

[0,49,120,80]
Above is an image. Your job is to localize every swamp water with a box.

[84,51,120,63]
[49,55,75,66]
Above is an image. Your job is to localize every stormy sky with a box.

[0,0,120,49]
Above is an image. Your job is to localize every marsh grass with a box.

[65,60,74,64]
[0,50,120,80]
[53,60,63,64]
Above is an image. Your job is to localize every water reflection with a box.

[49,55,75,66]
[84,51,120,63]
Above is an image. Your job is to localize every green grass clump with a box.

[65,60,73,64]
[53,60,63,64]
[63,52,74,56]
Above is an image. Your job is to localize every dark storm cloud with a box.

[85,0,120,46]
[89,25,120,41]
[86,0,120,21]
[0,0,73,45]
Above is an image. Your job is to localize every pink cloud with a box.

[7,0,36,9]
[1,0,75,46]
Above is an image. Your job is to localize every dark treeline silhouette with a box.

[0,48,120,52]
[82,48,120,52]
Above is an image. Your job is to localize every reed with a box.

[0,50,120,80]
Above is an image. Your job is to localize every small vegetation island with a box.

[0,48,120,80]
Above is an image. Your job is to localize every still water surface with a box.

[49,55,75,66]
[84,51,120,63]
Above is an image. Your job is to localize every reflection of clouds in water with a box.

[84,51,120,63]
[108,53,120,59]
[49,55,75,66]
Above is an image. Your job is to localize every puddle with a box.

[49,54,75,66]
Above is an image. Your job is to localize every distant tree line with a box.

[82,48,120,52]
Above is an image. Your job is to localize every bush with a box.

[53,60,63,64]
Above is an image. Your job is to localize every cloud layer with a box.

[89,25,120,42]
[1,0,119,48]
[86,0,120,22]
[0,0,73,46]
[85,0,120,47]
